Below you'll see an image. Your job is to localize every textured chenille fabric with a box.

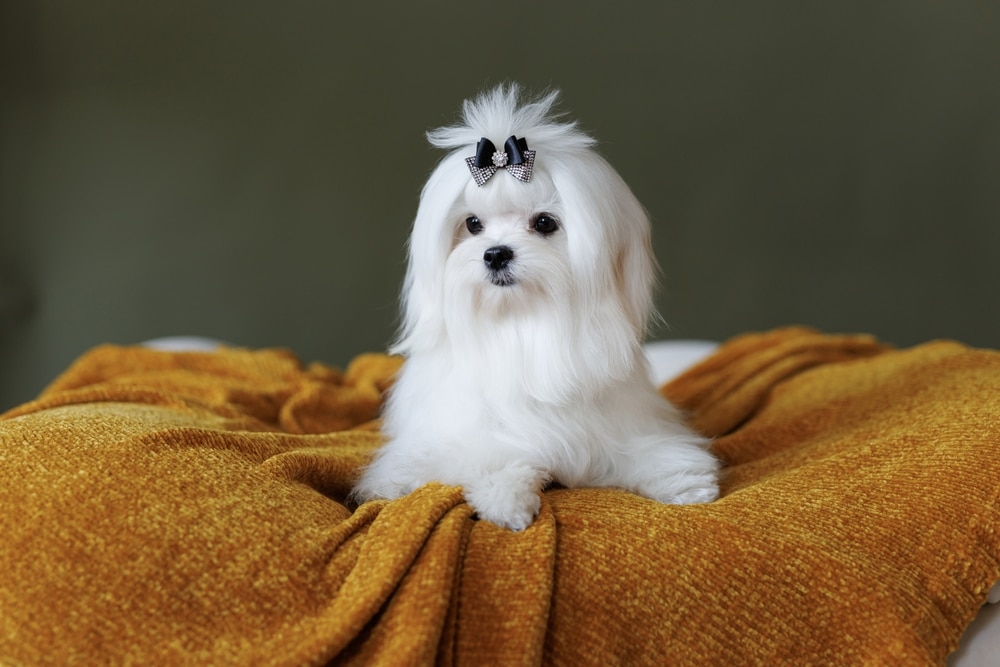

[1,328,999,665]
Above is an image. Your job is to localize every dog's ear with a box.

[611,191,659,337]
[553,154,657,337]
[539,154,656,386]
[391,155,470,355]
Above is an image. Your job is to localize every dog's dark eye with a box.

[532,213,559,236]
[466,216,483,235]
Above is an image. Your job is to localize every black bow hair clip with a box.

[465,135,536,187]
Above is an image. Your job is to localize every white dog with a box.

[352,85,719,530]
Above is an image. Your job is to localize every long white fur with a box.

[352,84,719,530]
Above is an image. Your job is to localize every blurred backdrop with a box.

[2,2,998,410]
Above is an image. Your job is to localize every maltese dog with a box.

[352,85,719,530]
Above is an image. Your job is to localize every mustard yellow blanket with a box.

[2,328,998,665]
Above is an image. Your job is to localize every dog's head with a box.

[394,85,658,400]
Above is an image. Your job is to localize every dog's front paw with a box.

[625,442,720,506]
[463,468,543,531]
[352,457,422,503]
[665,473,720,505]
[644,470,719,506]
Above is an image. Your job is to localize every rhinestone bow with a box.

[465,135,536,187]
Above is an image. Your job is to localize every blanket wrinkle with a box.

[662,326,888,438]
[301,484,468,664]
[2,345,403,436]
[2,327,999,666]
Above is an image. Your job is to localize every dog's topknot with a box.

[426,84,597,157]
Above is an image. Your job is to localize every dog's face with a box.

[396,149,659,401]
[445,170,572,317]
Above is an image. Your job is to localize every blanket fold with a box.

[1,327,998,665]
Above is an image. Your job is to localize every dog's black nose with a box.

[483,245,514,271]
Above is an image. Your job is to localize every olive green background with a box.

[2,2,998,410]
